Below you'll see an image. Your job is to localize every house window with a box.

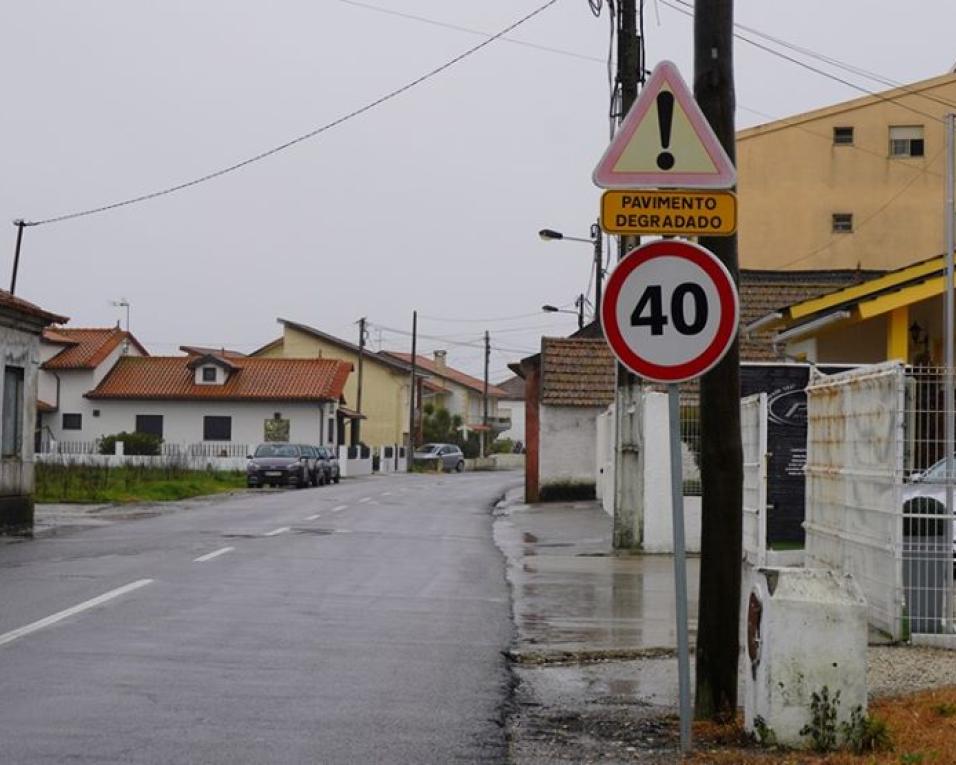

[202,367,217,382]
[62,413,82,430]
[203,416,232,441]
[832,213,853,233]
[889,126,924,157]
[833,126,853,145]
[328,418,335,444]
[2,366,24,457]
[135,415,164,439]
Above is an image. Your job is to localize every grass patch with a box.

[688,685,956,764]
[36,462,246,504]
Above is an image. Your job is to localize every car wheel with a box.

[455,460,464,473]
[311,471,319,487]
[333,473,340,484]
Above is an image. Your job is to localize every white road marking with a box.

[331,505,348,512]
[265,527,290,537]
[357,497,372,504]
[193,546,235,563]
[380,491,393,496]
[334,529,352,534]
[0,579,154,648]
[305,514,321,521]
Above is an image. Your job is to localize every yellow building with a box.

[738,70,956,271]
[746,255,950,366]
[253,319,412,447]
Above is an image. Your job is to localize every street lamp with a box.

[542,295,586,330]
[538,220,604,327]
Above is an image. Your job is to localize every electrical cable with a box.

[21,0,560,227]
[660,0,947,124]
[776,144,945,270]
[339,0,604,64]
[666,0,956,113]
[417,306,573,323]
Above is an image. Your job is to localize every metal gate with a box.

[741,393,768,566]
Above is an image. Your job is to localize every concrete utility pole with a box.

[406,310,418,472]
[9,220,27,295]
[482,330,490,458]
[612,0,645,551]
[355,317,366,445]
[693,0,743,722]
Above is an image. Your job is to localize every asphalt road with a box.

[0,471,520,764]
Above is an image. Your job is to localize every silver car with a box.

[902,456,956,556]
[414,443,465,472]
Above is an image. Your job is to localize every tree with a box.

[694,0,743,722]
[421,404,462,444]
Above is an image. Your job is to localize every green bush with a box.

[98,431,162,456]
[490,438,514,454]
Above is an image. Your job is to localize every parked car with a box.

[414,443,465,472]
[317,446,340,484]
[246,443,313,488]
[901,456,956,557]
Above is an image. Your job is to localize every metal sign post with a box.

[668,382,692,748]
[945,113,954,631]
[601,239,739,752]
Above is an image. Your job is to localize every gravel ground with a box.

[507,643,956,763]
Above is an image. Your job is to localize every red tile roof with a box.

[382,352,508,398]
[0,290,67,325]
[87,356,352,402]
[42,327,149,370]
[541,338,616,408]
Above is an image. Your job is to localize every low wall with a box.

[36,453,247,472]
[491,453,524,470]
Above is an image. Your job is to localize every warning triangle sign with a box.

[593,60,736,190]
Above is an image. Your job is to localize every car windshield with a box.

[254,444,298,458]
[419,444,441,454]
[920,457,956,482]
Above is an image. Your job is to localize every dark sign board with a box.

[740,363,854,545]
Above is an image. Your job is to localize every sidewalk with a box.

[494,490,693,763]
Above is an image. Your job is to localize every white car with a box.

[901,457,956,555]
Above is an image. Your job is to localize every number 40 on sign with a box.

[601,239,739,384]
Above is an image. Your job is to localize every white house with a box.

[38,326,148,446]
[82,352,352,451]
[380,350,510,436]
[0,291,68,530]
[495,375,525,446]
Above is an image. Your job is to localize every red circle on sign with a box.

[601,240,738,383]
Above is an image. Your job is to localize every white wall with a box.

[540,405,603,488]
[39,341,145,441]
[0,322,41,496]
[498,398,525,443]
[640,393,702,553]
[47,399,335,450]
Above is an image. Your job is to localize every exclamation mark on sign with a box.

[656,91,675,170]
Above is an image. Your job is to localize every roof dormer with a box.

[187,354,238,386]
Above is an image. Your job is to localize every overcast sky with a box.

[3,1,954,381]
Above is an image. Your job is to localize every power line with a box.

[22,0,560,227]
[777,143,945,269]
[417,306,573,323]
[338,0,603,64]
[661,0,948,125]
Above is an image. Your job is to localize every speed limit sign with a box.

[601,239,739,383]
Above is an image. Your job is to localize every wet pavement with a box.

[494,489,699,763]
[494,491,699,655]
